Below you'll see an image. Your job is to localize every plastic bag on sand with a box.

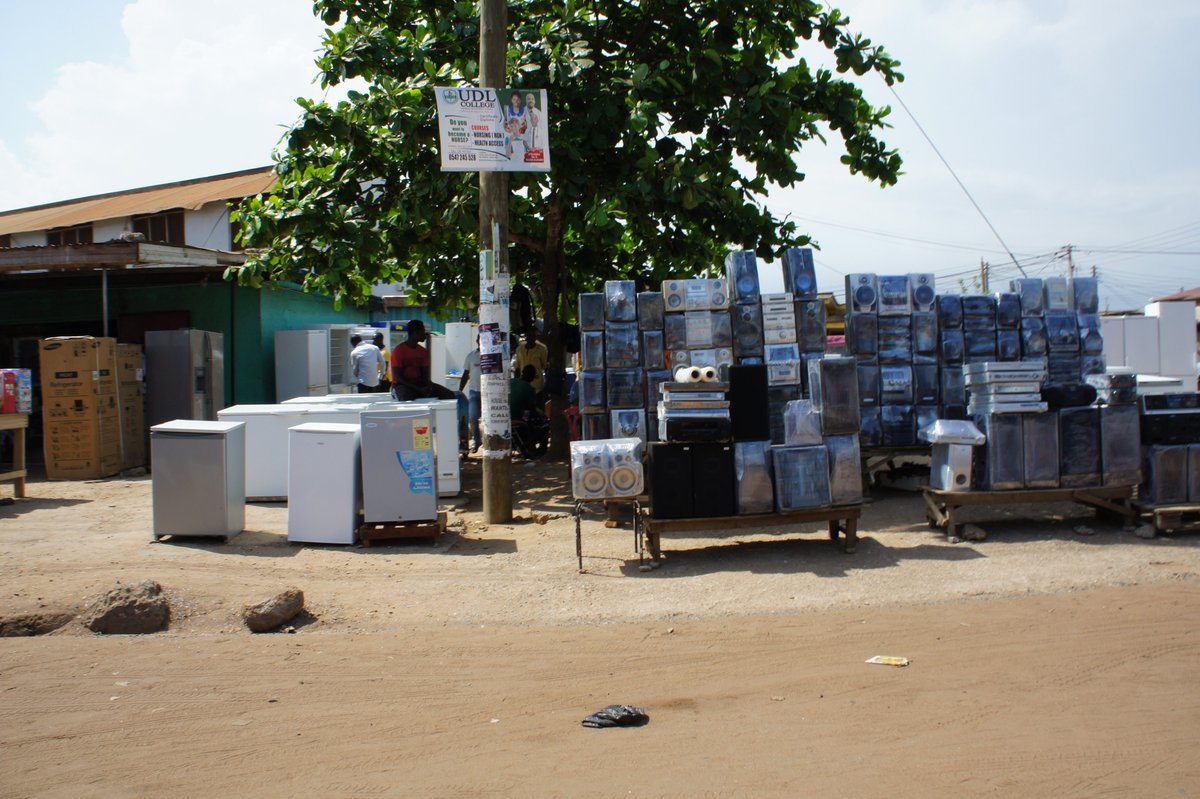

[581,705,649,728]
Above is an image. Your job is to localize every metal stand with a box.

[922,484,1136,540]
[574,497,643,573]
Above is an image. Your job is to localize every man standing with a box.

[515,327,549,396]
[458,334,482,453]
[350,334,384,393]
[390,320,456,401]
[373,332,391,393]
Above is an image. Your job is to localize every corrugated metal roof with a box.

[0,167,277,236]
[1154,288,1200,302]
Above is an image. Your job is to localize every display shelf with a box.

[922,484,1136,541]
[0,414,29,498]
[638,504,862,564]
[574,497,643,573]
[1130,502,1200,536]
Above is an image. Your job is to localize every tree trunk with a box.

[540,196,570,459]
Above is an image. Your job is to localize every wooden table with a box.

[1130,502,1200,536]
[922,484,1136,540]
[0,414,28,498]
[638,505,862,566]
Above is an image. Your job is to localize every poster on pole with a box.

[435,87,551,172]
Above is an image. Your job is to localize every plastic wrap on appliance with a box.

[940,329,965,365]
[711,311,734,349]
[807,356,860,435]
[636,291,665,330]
[1100,404,1141,486]
[919,418,985,445]
[604,322,641,368]
[1010,278,1045,316]
[859,407,883,447]
[1020,317,1048,358]
[940,367,966,407]
[961,295,997,317]
[795,300,827,353]
[579,371,605,410]
[880,404,916,447]
[772,445,832,510]
[1058,407,1101,488]
[996,329,1021,361]
[664,314,688,351]
[641,330,665,370]
[734,440,775,514]
[995,293,1021,328]
[914,364,939,405]
[1022,412,1060,488]
[782,399,823,446]
[726,251,761,305]
[1045,313,1080,352]
[825,434,863,505]
[1143,446,1189,505]
[604,280,637,322]
[937,294,963,328]
[857,359,880,407]
[911,311,938,354]
[846,313,878,357]
[579,293,606,331]
[605,368,644,409]
[879,364,914,405]
[581,330,605,372]
[974,412,1024,490]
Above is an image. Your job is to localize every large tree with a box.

[230,0,902,447]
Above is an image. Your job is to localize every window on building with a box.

[0,234,11,248]
[46,224,94,246]
[131,209,185,244]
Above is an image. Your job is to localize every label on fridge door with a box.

[397,450,435,495]
[412,418,432,450]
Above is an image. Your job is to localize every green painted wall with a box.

[258,283,370,401]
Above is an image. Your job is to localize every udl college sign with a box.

[435,87,551,172]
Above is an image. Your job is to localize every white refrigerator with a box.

[150,420,245,541]
[287,422,361,544]
[360,407,438,523]
[217,404,318,500]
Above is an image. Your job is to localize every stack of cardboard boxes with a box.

[117,343,146,470]
[39,337,127,480]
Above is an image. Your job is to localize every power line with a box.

[885,83,1026,276]
[1075,247,1200,255]
[788,212,1035,256]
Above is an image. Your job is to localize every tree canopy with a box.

[229,0,903,327]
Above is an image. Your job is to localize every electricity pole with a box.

[478,0,512,522]
[1066,244,1075,279]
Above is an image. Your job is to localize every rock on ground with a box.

[961,524,988,542]
[0,611,75,637]
[242,588,305,633]
[82,581,170,635]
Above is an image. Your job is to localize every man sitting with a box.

[510,364,548,458]
[390,320,456,401]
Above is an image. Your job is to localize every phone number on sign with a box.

[448,152,477,161]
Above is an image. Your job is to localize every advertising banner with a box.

[435,87,550,172]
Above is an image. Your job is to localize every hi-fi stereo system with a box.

[570,438,645,500]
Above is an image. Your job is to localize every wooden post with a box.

[479,0,512,523]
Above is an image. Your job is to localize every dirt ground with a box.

[2,456,1199,797]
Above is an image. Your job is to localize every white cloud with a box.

[0,0,327,209]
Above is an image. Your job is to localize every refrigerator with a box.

[217,404,319,500]
[150,420,245,540]
[360,407,438,523]
[288,422,362,544]
[274,329,330,402]
[145,329,224,429]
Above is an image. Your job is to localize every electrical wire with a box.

[885,83,1026,276]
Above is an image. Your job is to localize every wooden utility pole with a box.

[478,0,512,522]
[1066,244,1075,279]
[979,259,989,293]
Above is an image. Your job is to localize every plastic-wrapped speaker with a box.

[846,313,878,357]
[937,294,963,329]
[995,293,1021,328]
[604,280,637,322]
[1020,317,1048,358]
[1100,404,1141,486]
[1081,354,1106,377]
[877,275,912,315]
[857,358,880,407]
[964,331,997,359]
[662,279,687,312]
[939,367,966,406]
[914,364,939,405]
[1058,407,1101,488]
[1072,277,1099,315]
[606,368,644,408]
[1078,315,1103,355]
[846,273,879,314]
[826,434,863,505]
[963,314,997,332]
[997,329,1021,361]
[782,247,818,299]
[579,371,606,410]
[908,273,936,312]
[570,442,610,498]
[916,406,939,441]
[973,412,1024,490]
[807,356,860,435]
[859,407,883,447]
[1022,412,1060,488]
[734,440,775,514]
[795,300,827,353]
[1044,277,1073,312]
[711,311,734,348]
[644,369,673,408]
[1045,313,1080,352]
[725,251,761,304]
[664,314,688,351]
[1010,278,1045,316]
[940,329,965,365]
[772,445,832,510]
[606,438,645,497]
[604,322,641,367]
[961,295,996,318]
[641,330,665,370]
[610,408,648,442]
[880,364,915,404]
[579,292,606,331]
[581,411,610,440]
[637,291,665,330]
[732,303,764,358]
[912,311,938,354]
[880,404,916,447]
[581,330,605,372]
[1143,446,1189,505]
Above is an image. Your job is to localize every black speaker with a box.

[1073,277,1099,315]
[649,443,694,519]
[1059,407,1101,488]
[937,294,963,328]
[732,303,764,358]
[859,407,883,447]
[846,313,878,357]
[725,250,761,304]
[996,329,1021,361]
[940,329,965,365]
[961,295,996,317]
[1011,278,1045,316]
[913,363,939,405]
[995,293,1020,328]
[856,358,880,407]
[1045,312,1080,352]
[690,443,736,517]
[579,292,606,331]
[782,247,818,299]
[1078,315,1103,355]
[729,364,771,441]
[637,291,665,330]
[912,311,938,354]
[1020,317,1048,358]
[795,299,827,353]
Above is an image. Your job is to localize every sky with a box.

[1,0,1198,311]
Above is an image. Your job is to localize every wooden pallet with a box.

[358,511,448,547]
[1133,503,1200,535]
[923,484,1136,541]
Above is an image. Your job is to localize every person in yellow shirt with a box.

[373,332,390,393]
[515,327,549,395]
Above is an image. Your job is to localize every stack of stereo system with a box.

[966,360,1142,492]
[845,271,938,447]
[569,438,645,501]
[846,273,1106,449]
[577,281,671,443]
[1139,393,1200,506]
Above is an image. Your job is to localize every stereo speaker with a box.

[783,247,818,299]
[725,251,761,304]
[649,443,694,518]
[845,273,879,314]
[729,364,770,441]
[908,273,936,312]
[578,292,606,331]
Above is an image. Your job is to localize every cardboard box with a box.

[119,392,146,470]
[43,417,122,480]
[42,392,120,423]
[40,337,118,398]
[116,343,146,385]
